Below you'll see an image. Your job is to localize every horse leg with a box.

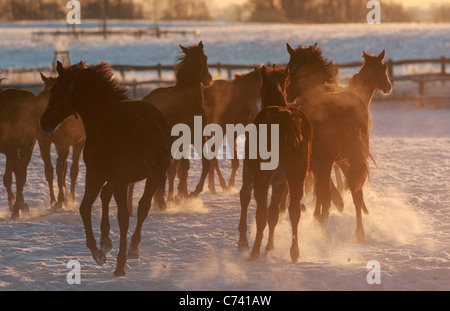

[330,176,344,213]
[128,179,159,259]
[208,158,217,194]
[112,182,130,277]
[127,183,135,215]
[314,160,333,223]
[167,160,178,202]
[68,141,84,208]
[228,158,240,189]
[238,165,253,251]
[351,189,366,243]
[55,144,69,209]
[38,138,56,206]
[286,176,304,263]
[265,181,285,255]
[99,183,113,254]
[250,172,271,260]
[228,138,240,189]
[3,153,15,211]
[190,137,211,197]
[176,158,189,200]
[11,143,34,218]
[153,185,167,211]
[80,169,106,266]
[215,159,228,191]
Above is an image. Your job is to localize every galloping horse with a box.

[1,87,39,219]
[286,43,373,242]
[203,67,263,193]
[239,65,312,262]
[36,74,86,209]
[40,61,172,276]
[143,41,212,203]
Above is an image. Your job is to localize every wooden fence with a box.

[1,56,450,107]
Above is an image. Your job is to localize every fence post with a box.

[157,63,162,79]
[418,79,424,108]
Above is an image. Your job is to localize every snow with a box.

[0,22,449,291]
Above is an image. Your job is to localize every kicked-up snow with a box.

[0,22,449,291]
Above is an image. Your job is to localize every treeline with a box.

[0,0,211,21]
[247,0,413,23]
[0,0,448,23]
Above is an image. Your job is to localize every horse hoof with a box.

[100,238,113,254]
[10,209,20,220]
[290,246,300,264]
[127,245,139,259]
[238,241,249,252]
[250,249,260,260]
[113,267,126,277]
[189,191,199,198]
[265,244,274,255]
[51,202,63,213]
[356,229,366,243]
[15,202,30,213]
[93,250,106,266]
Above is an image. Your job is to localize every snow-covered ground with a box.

[0,22,449,291]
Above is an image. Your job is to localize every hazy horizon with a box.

[214,0,450,8]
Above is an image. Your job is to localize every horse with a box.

[203,66,263,194]
[142,41,212,203]
[286,43,373,242]
[40,61,172,276]
[36,73,86,210]
[0,87,40,219]
[238,65,312,262]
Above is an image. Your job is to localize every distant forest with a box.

[0,0,448,23]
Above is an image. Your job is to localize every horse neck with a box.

[175,64,202,88]
[74,77,126,136]
[347,71,376,107]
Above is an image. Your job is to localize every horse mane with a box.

[288,45,338,98]
[175,44,202,85]
[77,62,128,101]
[307,45,338,85]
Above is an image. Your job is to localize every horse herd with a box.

[0,41,392,276]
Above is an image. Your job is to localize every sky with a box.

[214,0,450,8]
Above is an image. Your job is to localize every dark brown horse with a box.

[40,61,172,276]
[203,66,263,193]
[286,43,373,242]
[36,73,86,210]
[239,65,312,262]
[142,41,212,203]
[0,88,39,219]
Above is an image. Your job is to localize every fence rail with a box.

[1,56,450,106]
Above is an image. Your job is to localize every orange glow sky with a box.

[214,0,449,8]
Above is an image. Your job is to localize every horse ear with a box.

[261,65,267,80]
[198,41,204,50]
[362,50,369,59]
[314,42,318,47]
[40,72,48,83]
[179,44,189,55]
[377,49,386,61]
[56,61,65,75]
[253,64,258,70]
[77,61,84,70]
[286,43,295,56]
